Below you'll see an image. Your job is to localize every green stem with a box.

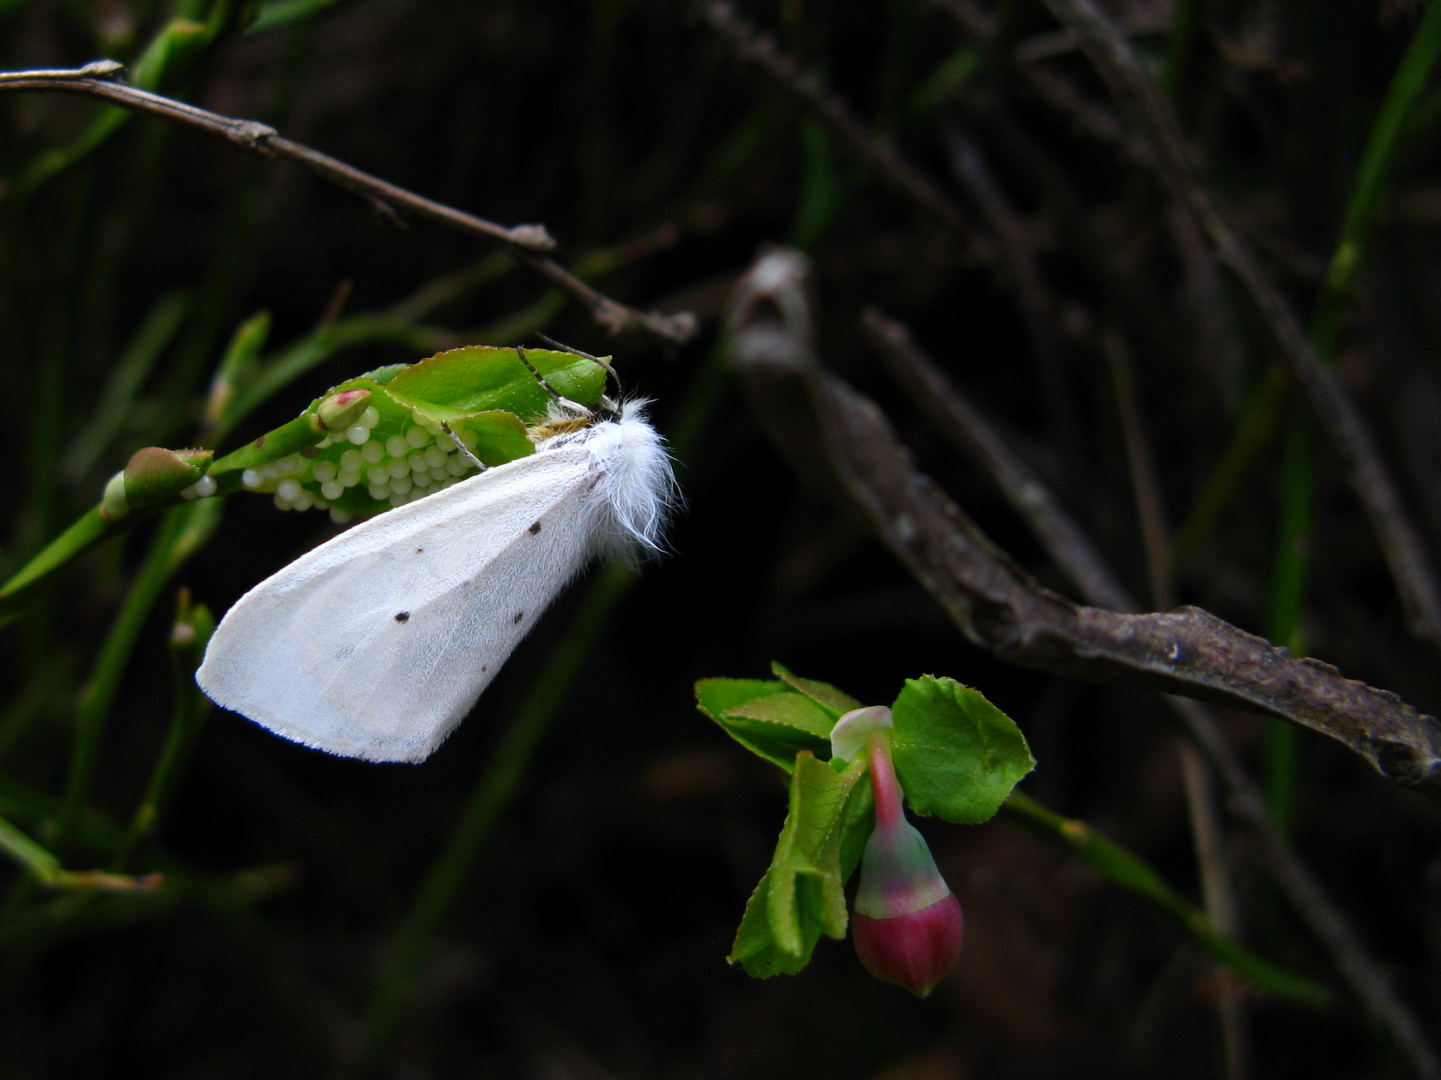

[0,507,112,602]
[1312,0,1441,353]
[1175,9,1441,585]
[55,500,222,848]
[1169,366,1289,576]
[111,594,215,870]
[345,344,728,1075]
[1260,4,1441,828]
[213,316,449,444]
[345,560,638,1077]
[0,813,158,892]
[1002,791,1327,1007]
[1162,0,1196,99]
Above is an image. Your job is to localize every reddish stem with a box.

[867,733,904,832]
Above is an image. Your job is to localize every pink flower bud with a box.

[852,891,964,998]
[851,733,964,996]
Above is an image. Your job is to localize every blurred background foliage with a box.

[2,0,1441,1077]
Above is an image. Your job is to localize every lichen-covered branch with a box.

[726,251,1441,790]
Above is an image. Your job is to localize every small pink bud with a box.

[316,388,372,432]
[852,892,964,997]
[851,732,964,996]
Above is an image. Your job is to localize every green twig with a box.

[0,813,160,893]
[213,316,448,444]
[0,507,112,603]
[55,500,222,847]
[111,592,216,870]
[62,290,192,482]
[1169,366,1289,575]
[15,3,250,197]
[344,561,639,1076]
[1311,1,1441,358]
[1262,4,1441,825]
[247,0,349,35]
[1002,790,1329,1007]
[345,344,725,1075]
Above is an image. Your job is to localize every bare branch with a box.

[863,308,1136,614]
[870,318,1440,1078]
[1035,0,1441,647]
[0,62,698,347]
[867,308,1441,1079]
[728,253,1441,791]
[1102,327,1174,609]
[1177,738,1252,1080]
[740,266,1441,1076]
[1171,694,1441,1080]
[690,0,991,260]
[938,124,1078,456]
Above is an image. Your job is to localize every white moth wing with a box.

[197,443,602,763]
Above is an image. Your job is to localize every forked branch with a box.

[725,251,1441,790]
[0,61,697,347]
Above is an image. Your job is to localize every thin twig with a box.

[1106,317,1252,1075]
[756,271,1441,1075]
[939,122,1078,456]
[854,303,1441,1080]
[690,0,991,259]
[1013,12,1173,65]
[0,62,548,249]
[863,308,1135,614]
[1178,737,1252,1080]
[924,0,992,39]
[1036,0,1441,647]
[1103,327,1173,610]
[730,255,1441,792]
[1165,202,1247,412]
[1013,50,1158,166]
[1172,694,1441,1080]
[0,62,698,347]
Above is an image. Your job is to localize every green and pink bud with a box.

[315,388,372,432]
[101,447,215,521]
[835,708,964,997]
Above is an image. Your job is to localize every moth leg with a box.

[515,345,592,418]
[439,422,487,471]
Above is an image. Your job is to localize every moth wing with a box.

[197,445,600,762]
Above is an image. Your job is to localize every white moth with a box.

[196,401,672,763]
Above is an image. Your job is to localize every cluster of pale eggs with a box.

[241,404,482,524]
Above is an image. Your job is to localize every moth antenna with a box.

[439,422,487,471]
[528,333,621,396]
[530,331,602,362]
[515,345,592,418]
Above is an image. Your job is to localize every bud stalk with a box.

[850,732,964,996]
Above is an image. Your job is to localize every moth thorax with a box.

[527,417,593,443]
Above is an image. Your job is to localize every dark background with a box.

[3,0,1441,1077]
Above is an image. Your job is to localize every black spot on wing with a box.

[528,521,542,534]
[394,612,410,623]
[512,611,524,624]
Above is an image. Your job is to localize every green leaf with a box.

[770,661,862,719]
[695,677,789,718]
[1001,792,1328,1007]
[213,345,608,519]
[729,752,871,977]
[890,676,1034,824]
[385,346,608,421]
[694,679,834,771]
